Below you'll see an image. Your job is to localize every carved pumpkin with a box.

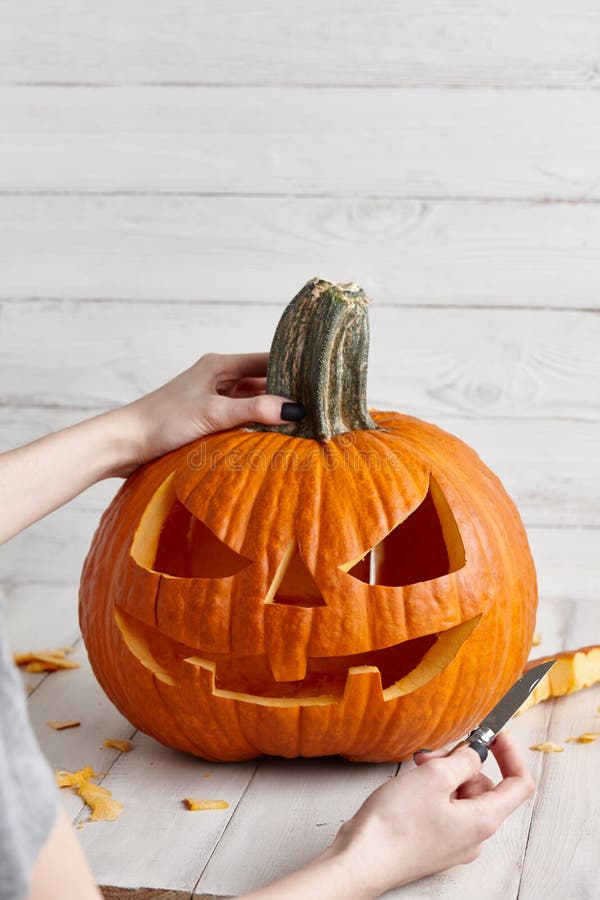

[79,278,538,762]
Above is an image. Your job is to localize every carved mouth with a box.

[115,608,480,707]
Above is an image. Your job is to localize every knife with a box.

[451,659,556,762]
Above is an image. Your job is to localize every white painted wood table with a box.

[2,2,600,897]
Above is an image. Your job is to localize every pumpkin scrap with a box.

[566,732,600,744]
[78,781,124,822]
[56,766,98,787]
[530,742,564,753]
[532,632,542,646]
[14,648,79,673]
[517,646,600,716]
[56,766,123,822]
[103,738,132,752]
[183,798,229,811]
[46,720,80,731]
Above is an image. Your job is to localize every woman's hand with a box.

[241,732,535,900]
[0,352,301,544]
[327,732,535,897]
[117,351,303,475]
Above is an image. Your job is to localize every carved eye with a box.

[153,500,251,578]
[342,476,465,587]
[131,474,251,578]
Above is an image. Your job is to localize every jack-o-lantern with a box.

[79,279,537,762]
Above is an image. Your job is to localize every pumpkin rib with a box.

[362,418,489,649]
[312,439,373,658]
[230,432,308,661]
[378,415,535,726]
[162,662,260,761]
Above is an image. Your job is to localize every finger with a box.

[468,734,535,819]
[210,394,302,431]
[204,352,270,381]
[456,773,495,800]
[237,376,267,391]
[490,732,532,781]
[470,769,535,821]
[226,377,267,398]
[436,744,484,790]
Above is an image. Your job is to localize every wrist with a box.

[92,405,146,479]
[318,835,381,900]
[328,815,412,899]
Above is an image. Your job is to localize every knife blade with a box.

[452,659,556,762]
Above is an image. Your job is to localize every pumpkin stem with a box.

[252,277,378,441]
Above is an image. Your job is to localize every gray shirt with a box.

[0,606,59,900]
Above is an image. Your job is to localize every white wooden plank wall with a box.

[1,3,599,898]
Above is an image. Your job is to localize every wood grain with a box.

[25,640,135,823]
[1,302,598,416]
[1,196,598,308]
[2,2,600,88]
[101,889,193,900]
[2,580,81,696]
[518,602,600,900]
[1,88,600,198]
[76,730,257,895]
[195,755,398,896]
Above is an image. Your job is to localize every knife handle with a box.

[453,725,496,763]
[457,737,488,763]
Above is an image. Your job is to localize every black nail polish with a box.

[414,748,433,755]
[281,402,306,422]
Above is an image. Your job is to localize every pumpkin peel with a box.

[78,781,124,822]
[46,720,80,730]
[183,798,229,811]
[14,648,79,673]
[518,645,600,715]
[55,767,123,822]
[566,732,599,744]
[56,766,98,787]
[530,742,564,753]
[103,738,133,752]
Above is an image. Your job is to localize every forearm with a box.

[0,406,137,544]
[240,845,378,900]
[0,353,292,546]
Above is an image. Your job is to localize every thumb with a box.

[212,395,305,431]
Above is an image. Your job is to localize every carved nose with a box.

[268,541,326,608]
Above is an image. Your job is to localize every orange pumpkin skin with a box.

[517,645,600,715]
[79,406,537,762]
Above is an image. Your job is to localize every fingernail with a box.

[413,748,433,756]
[281,402,306,422]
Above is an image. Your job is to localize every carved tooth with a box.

[264,604,312,682]
[266,639,309,682]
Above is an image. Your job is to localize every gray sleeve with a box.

[0,622,60,900]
